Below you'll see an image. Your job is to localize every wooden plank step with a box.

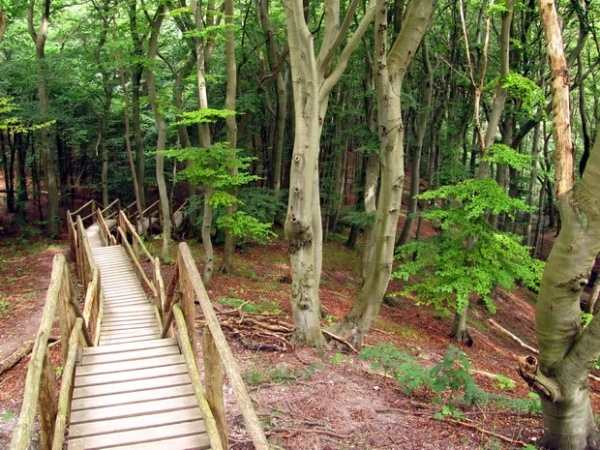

[80,343,178,366]
[101,317,156,327]
[75,354,185,377]
[100,293,147,301]
[70,391,198,423]
[103,305,154,314]
[73,373,192,398]
[100,334,161,346]
[68,421,210,450]
[68,407,202,439]
[81,338,175,356]
[74,362,187,388]
[83,338,174,355]
[101,319,157,331]
[99,327,161,341]
[103,299,150,307]
[72,383,195,410]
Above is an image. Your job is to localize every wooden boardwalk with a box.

[68,225,210,449]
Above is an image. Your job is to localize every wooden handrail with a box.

[177,242,269,449]
[10,255,89,450]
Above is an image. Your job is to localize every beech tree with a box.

[282,0,379,346]
[327,0,435,348]
[517,1,600,448]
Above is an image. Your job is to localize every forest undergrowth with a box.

[0,223,594,449]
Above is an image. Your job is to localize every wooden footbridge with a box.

[10,201,269,450]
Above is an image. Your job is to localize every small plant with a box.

[493,374,516,390]
[360,344,485,413]
[0,299,10,316]
[1,412,15,421]
[55,366,64,379]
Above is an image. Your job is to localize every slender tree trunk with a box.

[398,39,433,246]
[145,5,170,259]
[220,0,238,274]
[329,0,435,349]
[191,0,216,284]
[28,0,59,238]
[256,0,287,194]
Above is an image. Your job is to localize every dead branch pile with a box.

[197,305,292,352]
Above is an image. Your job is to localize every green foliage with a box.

[393,179,544,313]
[484,144,533,171]
[216,211,276,244]
[501,72,546,118]
[216,296,281,314]
[165,143,259,196]
[1,412,15,421]
[360,344,485,411]
[0,298,10,316]
[493,374,516,390]
[172,108,236,126]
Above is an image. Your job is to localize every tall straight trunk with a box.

[128,2,147,211]
[191,0,215,284]
[256,0,287,193]
[283,0,377,346]
[517,2,600,448]
[398,39,433,246]
[451,0,515,344]
[329,0,435,349]
[28,0,59,238]
[220,0,238,274]
[145,5,170,259]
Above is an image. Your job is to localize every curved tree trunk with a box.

[329,0,435,349]
[282,0,377,347]
[518,2,600,448]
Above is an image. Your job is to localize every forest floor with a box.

[0,214,596,449]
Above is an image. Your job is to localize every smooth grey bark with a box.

[283,0,377,346]
[518,2,600,448]
[145,4,171,260]
[328,0,435,349]
[397,39,433,246]
[219,0,238,274]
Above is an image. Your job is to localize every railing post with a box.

[39,348,58,450]
[202,326,227,448]
[177,252,198,359]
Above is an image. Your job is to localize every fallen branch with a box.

[488,319,538,354]
[487,319,600,383]
[450,418,528,447]
[0,340,34,377]
[322,329,358,353]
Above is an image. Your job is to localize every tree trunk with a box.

[219,0,238,274]
[328,0,435,349]
[145,5,170,260]
[191,0,216,283]
[28,0,59,238]
[518,2,600,448]
[282,0,377,346]
[397,39,433,246]
[256,0,287,194]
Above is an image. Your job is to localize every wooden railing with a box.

[13,202,267,450]
[161,242,270,450]
[9,254,92,450]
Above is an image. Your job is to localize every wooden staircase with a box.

[67,232,210,449]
